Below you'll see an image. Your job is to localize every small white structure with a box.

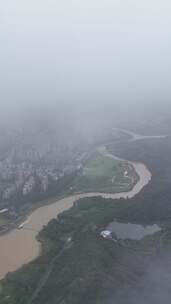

[18,220,29,229]
[100,230,112,239]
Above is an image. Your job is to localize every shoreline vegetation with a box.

[0,152,151,281]
[0,159,151,303]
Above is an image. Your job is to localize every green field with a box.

[70,153,138,193]
[83,154,123,177]
[0,214,10,227]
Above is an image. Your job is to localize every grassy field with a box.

[0,214,10,227]
[70,153,138,193]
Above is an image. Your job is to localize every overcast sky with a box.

[1,0,171,112]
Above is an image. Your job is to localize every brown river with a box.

[0,161,151,279]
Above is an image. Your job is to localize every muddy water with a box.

[0,162,151,279]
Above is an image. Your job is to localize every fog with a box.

[1,0,171,115]
[1,3,171,303]
[112,250,171,304]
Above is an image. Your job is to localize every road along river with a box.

[0,162,151,279]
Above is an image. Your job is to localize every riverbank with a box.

[0,160,151,280]
[0,146,138,237]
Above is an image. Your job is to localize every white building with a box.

[23,176,35,196]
